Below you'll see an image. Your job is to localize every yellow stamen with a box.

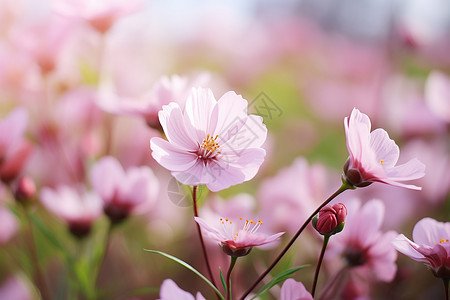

[380,159,384,165]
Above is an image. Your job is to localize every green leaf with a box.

[219,267,227,293]
[251,265,310,300]
[144,249,224,300]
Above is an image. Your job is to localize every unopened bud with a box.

[313,203,347,236]
[14,176,36,203]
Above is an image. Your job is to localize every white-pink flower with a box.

[280,279,313,300]
[158,279,205,300]
[150,87,267,192]
[90,156,159,223]
[53,0,143,34]
[194,216,283,257]
[343,108,425,190]
[40,185,103,238]
[0,206,18,245]
[392,217,450,279]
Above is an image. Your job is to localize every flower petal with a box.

[150,138,197,172]
[369,128,399,168]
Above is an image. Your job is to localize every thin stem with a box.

[21,206,52,300]
[311,235,330,297]
[239,182,351,300]
[444,278,449,300]
[93,222,113,294]
[226,257,237,300]
[192,186,218,290]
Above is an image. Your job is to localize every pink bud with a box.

[316,210,338,234]
[14,176,36,203]
[315,203,347,235]
[332,203,347,224]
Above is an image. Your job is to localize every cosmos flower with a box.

[90,156,159,224]
[194,216,283,257]
[392,217,450,279]
[0,108,32,183]
[343,108,425,190]
[150,87,267,192]
[158,279,205,300]
[40,185,103,238]
[327,199,398,282]
[280,279,313,300]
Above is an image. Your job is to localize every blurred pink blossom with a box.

[194,216,283,257]
[53,0,144,34]
[280,278,313,300]
[90,156,159,223]
[158,279,205,300]
[425,70,450,123]
[392,217,450,279]
[98,73,210,129]
[0,205,18,245]
[258,157,332,234]
[150,87,267,192]
[0,107,32,183]
[327,199,398,282]
[343,108,425,189]
[40,185,102,238]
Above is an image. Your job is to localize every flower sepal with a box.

[221,242,252,257]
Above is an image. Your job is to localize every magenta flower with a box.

[280,279,313,300]
[90,156,159,224]
[392,217,450,279]
[150,87,267,192]
[194,216,283,257]
[40,185,102,238]
[158,279,205,300]
[343,108,425,190]
[327,199,397,282]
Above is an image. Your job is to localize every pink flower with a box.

[280,279,313,300]
[150,87,267,192]
[40,186,102,238]
[425,70,450,123]
[327,199,398,282]
[0,276,32,300]
[53,0,143,34]
[158,279,205,300]
[98,74,209,129]
[90,156,159,224]
[392,217,450,279]
[0,206,18,245]
[194,216,283,257]
[0,108,32,183]
[343,108,425,190]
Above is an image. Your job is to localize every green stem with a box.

[226,257,237,300]
[92,221,113,300]
[192,186,218,291]
[239,181,352,300]
[21,205,52,300]
[311,235,330,297]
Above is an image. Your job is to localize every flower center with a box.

[198,134,221,160]
[437,239,449,244]
[380,159,384,165]
[220,217,263,240]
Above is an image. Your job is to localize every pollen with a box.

[380,159,384,165]
[201,134,221,153]
[440,239,449,243]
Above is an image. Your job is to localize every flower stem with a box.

[92,221,113,300]
[443,278,449,300]
[226,257,237,300]
[312,235,330,297]
[239,181,351,300]
[192,186,218,290]
[21,205,51,300]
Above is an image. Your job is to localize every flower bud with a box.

[313,203,347,235]
[14,176,36,203]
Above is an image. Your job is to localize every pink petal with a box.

[369,128,399,168]
[214,91,248,137]
[150,138,197,172]
[159,102,197,150]
[392,234,426,261]
[413,218,450,246]
[90,156,124,203]
[194,217,228,243]
[425,70,450,122]
[280,279,313,300]
[345,108,371,163]
[385,158,426,181]
[203,160,246,192]
[185,88,218,139]
[159,279,195,300]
